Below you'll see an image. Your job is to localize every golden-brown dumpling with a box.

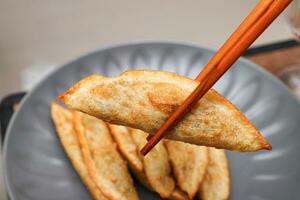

[59,70,271,152]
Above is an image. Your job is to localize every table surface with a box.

[245,40,299,73]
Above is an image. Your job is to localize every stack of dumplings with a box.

[51,102,230,200]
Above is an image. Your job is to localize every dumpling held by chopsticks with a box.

[58,70,271,152]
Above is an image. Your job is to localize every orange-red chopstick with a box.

[141,0,292,155]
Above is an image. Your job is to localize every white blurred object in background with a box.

[277,0,300,100]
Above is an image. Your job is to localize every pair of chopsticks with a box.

[141,0,293,155]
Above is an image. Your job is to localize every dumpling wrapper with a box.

[108,125,151,191]
[108,125,144,173]
[51,102,107,200]
[165,140,208,199]
[59,70,271,152]
[198,148,230,200]
[73,111,139,200]
[109,125,188,200]
[129,129,175,198]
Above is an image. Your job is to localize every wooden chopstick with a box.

[146,0,274,143]
[145,0,274,143]
[141,0,293,155]
[196,0,274,82]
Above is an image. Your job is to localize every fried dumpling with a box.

[109,125,188,200]
[59,70,271,152]
[51,102,107,200]
[129,129,175,198]
[165,140,208,199]
[198,148,230,200]
[108,125,143,173]
[73,111,139,200]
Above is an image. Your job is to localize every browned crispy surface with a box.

[129,129,175,198]
[165,140,208,199]
[109,125,189,199]
[51,102,189,200]
[51,102,107,200]
[59,70,271,152]
[108,125,154,191]
[73,112,139,200]
[108,125,144,173]
[168,188,190,200]
[198,148,230,200]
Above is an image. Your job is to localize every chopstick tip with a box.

[140,146,150,156]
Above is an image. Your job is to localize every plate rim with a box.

[3,40,300,199]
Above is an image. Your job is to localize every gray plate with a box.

[4,41,300,200]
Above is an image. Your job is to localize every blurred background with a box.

[0,0,292,99]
